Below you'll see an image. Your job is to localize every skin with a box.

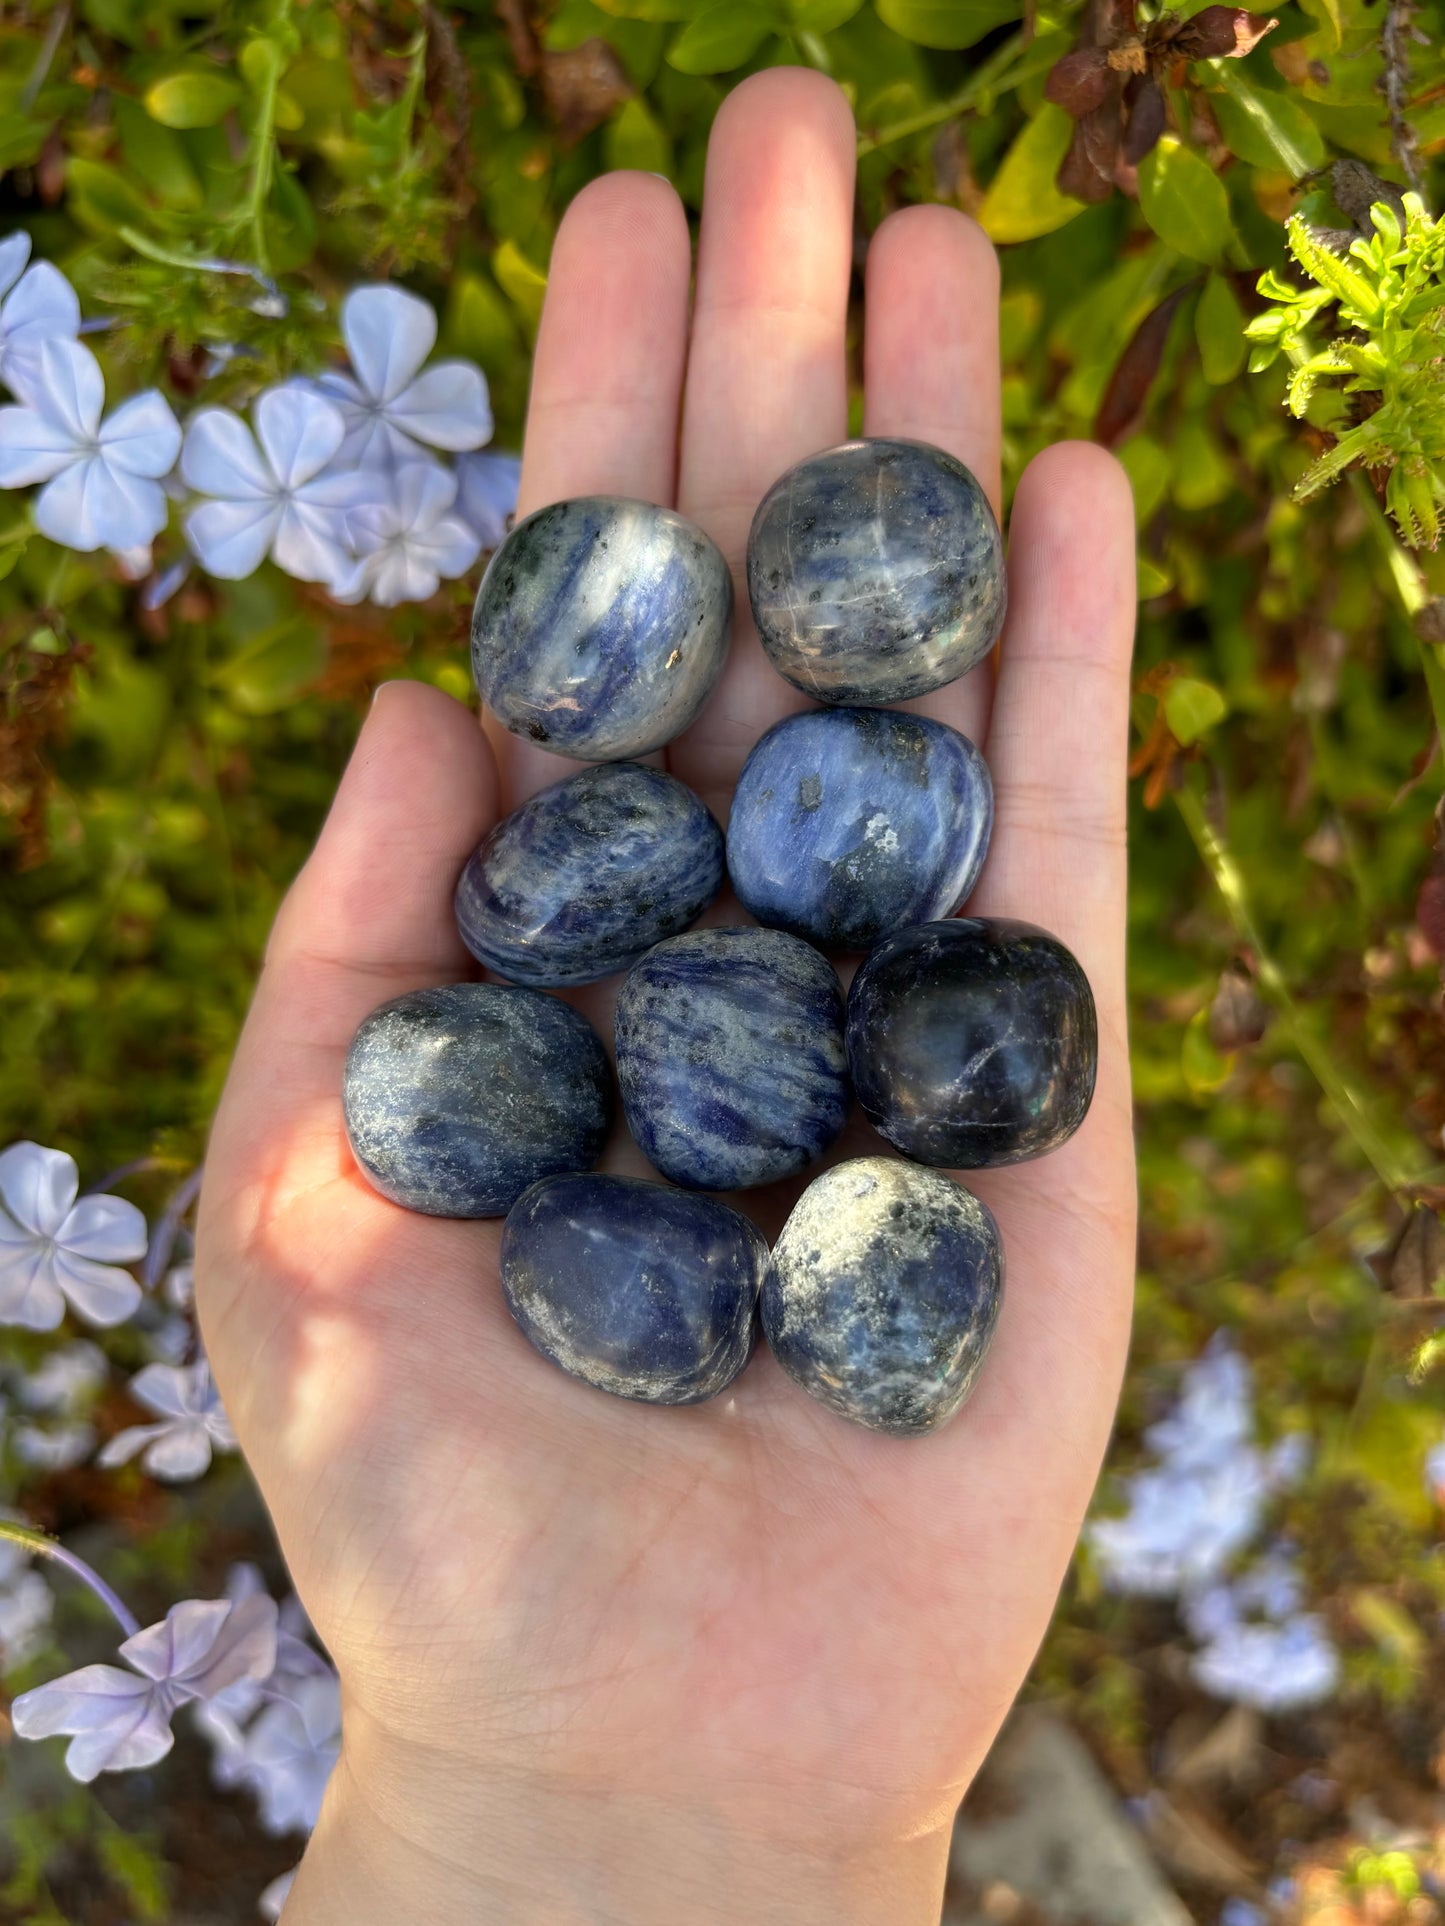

[197,71,1138,1926]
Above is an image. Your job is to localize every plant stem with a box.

[243,16,290,277]
[1349,468,1445,749]
[857,30,1028,156]
[1174,781,1422,1195]
[0,1522,140,1639]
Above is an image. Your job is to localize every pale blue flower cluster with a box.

[1087,1338,1338,1713]
[0,249,519,606]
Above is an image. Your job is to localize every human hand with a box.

[197,68,1138,1926]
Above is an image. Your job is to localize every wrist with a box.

[284,1732,952,1926]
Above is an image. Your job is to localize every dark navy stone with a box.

[471,495,732,761]
[747,438,1006,705]
[614,927,848,1192]
[846,919,1097,1168]
[761,1157,1003,1437]
[726,707,993,952]
[343,984,612,1217]
[501,1173,766,1405]
[456,763,724,988]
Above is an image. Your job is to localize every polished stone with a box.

[726,706,992,951]
[343,984,612,1217]
[761,1157,1003,1437]
[456,763,724,988]
[846,919,1097,1168]
[615,927,849,1192]
[747,438,1006,705]
[501,1173,766,1405]
[472,495,732,761]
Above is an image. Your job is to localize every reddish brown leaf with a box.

[1122,71,1166,162]
[1094,283,1191,447]
[1173,5,1278,59]
[1208,961,1271,1051]
[1059,118,1120,200]
[541,39,631,147]
[1387,1206,1445,1297]
[1417,796,1445,959]
[1045,46,1115,116]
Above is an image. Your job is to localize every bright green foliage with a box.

[1248,196,1445,544]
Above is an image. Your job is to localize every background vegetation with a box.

[4,0,1445,1918]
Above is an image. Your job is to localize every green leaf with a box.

[1138,135,1236,264]
[65,157,152,235]
[213,614,325,716]
[788,0,864,26]
[116,97,202,209]
[1209,64,1325,177]
[1171,418,1235,512]
[593,0,698,16]
[1119,435,1171,524]
[1182,1007,1234,1096]
[606,96,673,172]
[667,2,776,71]
[977,104,1085,245]
[1196,272,1247,383]
[876,0,1021,47]
[493,239,550,331]
[1164,674,1228,745]
[143,70,243,129]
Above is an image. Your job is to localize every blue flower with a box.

[0,234,80,405]
[311,284,493,469]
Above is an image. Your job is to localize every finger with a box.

[672,69,857,812]
[205,681,501,1215]
[499,171,693,804]
[861,204,1001,754]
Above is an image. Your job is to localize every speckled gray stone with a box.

[455,762,724,988]
[761,1158,1004,1438]
[471,496,733,761]
[614,927,849,1192]
[747,438,1006,705]
[501,1173,765,1405]
[343,983,612,1218]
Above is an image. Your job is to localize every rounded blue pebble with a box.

[846,919,1097,1169]
[343,983,612,1218]
[456,763,724,988]
[614,927,849,1192]
[726,706,993,952]
[747,438,1006,705]
[471,496,733,761]
[761,1157,1004,1437]
[501,1173,766,1405]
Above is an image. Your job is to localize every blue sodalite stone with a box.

[846,919,1097,1169]
[761,1157,1003,1437]
[747,438,1006,705]
[456,763,724,988]
[614,927,849,1192]
[471,496,733,761]
[726,707,993,952]
[501,1173,766,1405]
[343,984,612,1217]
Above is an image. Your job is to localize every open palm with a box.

[197,70,1138,1926]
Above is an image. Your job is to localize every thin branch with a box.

[1382,0,1425,198]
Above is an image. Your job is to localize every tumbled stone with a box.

[726,706,992,952]
[343,983,612,1217]
[614,927,848,1192]
[747,438,1006,705]
[455,762,724,988]
[471,495,732,761]
[846,919,1096,1168]
[761,1158,1003,1437]
[501,1173,765,1405]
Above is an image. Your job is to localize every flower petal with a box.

[100,391,181,479]
[185,497,281,579]
[12,1664,173,1780]
[254,384,345,491]
[415,513,481,580]
[50,1249,142,1327]
[271,497,354,587]
[260,1869,297,1921]
[0,232,32,303]
[341,285,436,404]
[35,459,168,553]
[0,404,76,486]
[395,457,457,527]
[181,408,273,498]
[141,1423,214,1482]
[368,547,438,607]
[3,262,81,349]
[96,1422,164,1469]
[123,1597,230,1683]
[60,1192,147,1264]
[126,1361,196,1419]
[387,360,492,452]
[0,1242,66,1331]
[177,1591,278,1698]
[454,451,519,549]
[32,337,104,443]
[0,1141,78,1236]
